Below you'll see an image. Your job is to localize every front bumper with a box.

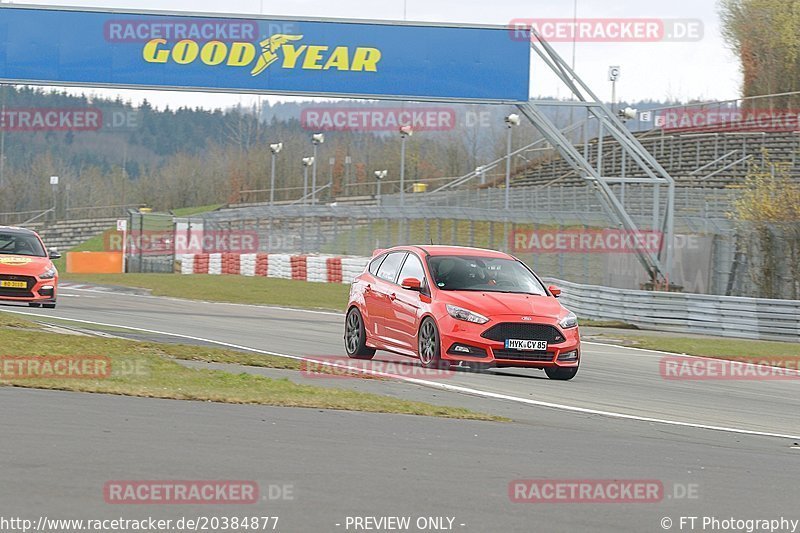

[0,275,57,303]
[437,315,580,368]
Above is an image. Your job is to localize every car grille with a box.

[0,274,36,298]
[481,323,564,344]
[493,350,554,362]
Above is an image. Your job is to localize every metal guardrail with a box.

[546,278,800,342]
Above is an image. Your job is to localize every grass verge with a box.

[580,319,638,329]
[60,274,351,311]
[171,204,224,217]
[595,333,800,366]
[0,313,501,420]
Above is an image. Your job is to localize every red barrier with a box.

[291,255,308,280]
[193,253,209,274]
[256,254,269,277]
[326,257,343,283]
[222,253,240,275]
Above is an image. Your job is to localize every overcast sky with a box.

[6,0,741,110]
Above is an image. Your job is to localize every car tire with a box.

[344,307,375,360]
[418,317,448,369]
[545,365,579,381]
[28,303,41,308]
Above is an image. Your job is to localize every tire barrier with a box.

[180,253,370,284]
[208,253,222,275]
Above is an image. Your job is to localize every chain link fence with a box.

[191,204,724,295]
[122,189,798,300]
[125,211,176,273]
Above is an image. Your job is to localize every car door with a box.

[360,253,387,335]
[383,252,428,351]
[369,251,407,340]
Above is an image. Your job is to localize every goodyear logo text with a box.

[143,34,382,75]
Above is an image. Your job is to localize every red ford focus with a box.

[345,245,580,380]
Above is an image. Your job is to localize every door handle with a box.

[389,293,397,301]
[364,284,372,293]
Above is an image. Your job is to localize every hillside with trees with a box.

[0,85,677,215]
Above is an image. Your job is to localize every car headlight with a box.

[40,266,57,280]
[558,311,578,329]
[446,304,489,324]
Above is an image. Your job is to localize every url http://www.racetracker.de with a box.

[0,516,280,532]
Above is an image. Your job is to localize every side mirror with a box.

[49,250,61,260]
[548,285,561,298]
[401,277,422,291]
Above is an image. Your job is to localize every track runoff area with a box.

[1,5,799,533]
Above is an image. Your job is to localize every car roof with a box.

[0,226,39,236]
[395,245,512,259]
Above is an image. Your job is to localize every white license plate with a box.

[505,339,548,351]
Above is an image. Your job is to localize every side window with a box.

[397,254,426,285]
[376,252,406,283]
[368,254,387,276]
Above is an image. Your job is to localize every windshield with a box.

[427,256,547,295]
[0,233,47,257]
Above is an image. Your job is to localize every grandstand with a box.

[508,129,799,189]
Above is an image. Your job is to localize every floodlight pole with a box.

[269,142,282,206]
[303,163,310,205]
[400,135,407,207]
[503,114,520,210]
[311,145,318,204]
[399,126,412,207]
[270,153,277,205]
[311,133,324,205]
[374,170,387,206]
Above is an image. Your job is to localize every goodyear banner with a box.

[0,6,530,102]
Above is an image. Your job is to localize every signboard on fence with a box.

[0,6,531,102]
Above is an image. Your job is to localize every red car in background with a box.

[345,245,580,380]
[0,226,60,308]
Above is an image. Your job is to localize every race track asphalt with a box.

[1,285,799,532]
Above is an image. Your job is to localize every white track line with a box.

[4,308,799,440]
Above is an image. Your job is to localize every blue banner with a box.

[0,7,530,102]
